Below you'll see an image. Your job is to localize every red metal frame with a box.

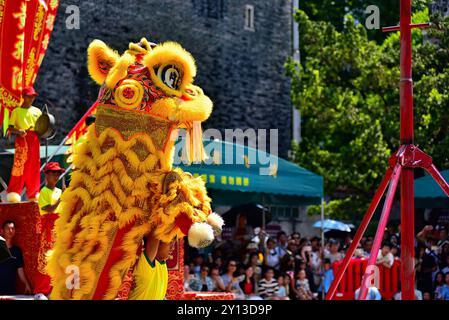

[326,0,449,300]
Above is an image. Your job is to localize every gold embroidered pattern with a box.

[95,104,173,150]
[11,139,28,176]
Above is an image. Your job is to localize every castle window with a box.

[244,4,255,31]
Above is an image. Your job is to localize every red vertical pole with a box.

[400,0,415,300]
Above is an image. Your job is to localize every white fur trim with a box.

[6,192,21,203]
[188,222,214,248]
[207,212,224,236]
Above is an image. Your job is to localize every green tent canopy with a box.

[415,170,449,208]
[1,141,323,209]
[175,139,323,207]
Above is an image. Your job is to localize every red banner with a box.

[0,0,59,123]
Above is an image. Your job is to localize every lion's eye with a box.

[155,64,182,90]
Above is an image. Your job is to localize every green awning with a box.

[1,141,324,208]
[415,170,449,208]
[175,139,323,206]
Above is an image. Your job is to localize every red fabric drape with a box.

[0,0,60,124]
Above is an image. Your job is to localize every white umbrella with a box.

[313,219,352,233]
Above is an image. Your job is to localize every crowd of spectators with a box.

[184,215,449,300]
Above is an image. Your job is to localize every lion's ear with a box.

[87,40,120,85]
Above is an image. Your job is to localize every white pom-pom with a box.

[207,212,224,236]
[188,222,214,248]
[6,192,21,203]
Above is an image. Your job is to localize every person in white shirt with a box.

[274,231,288,259]
[376,242,394,268]
[264,238,281,269]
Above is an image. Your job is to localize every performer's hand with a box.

[17,129,27,137]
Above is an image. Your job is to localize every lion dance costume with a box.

[47,38,224,300]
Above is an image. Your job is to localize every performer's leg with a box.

[24,131,41,200]
[6,136,28,202]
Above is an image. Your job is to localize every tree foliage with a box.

[299,0,432,42]
[287,9,449,220]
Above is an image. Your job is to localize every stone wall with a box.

[32,0,293,157]
[431,0,449,16]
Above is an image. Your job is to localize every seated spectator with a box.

[279,253,296,273]
[243,242,259,265]
[318,259,334,297]
[210,265,225,292]
[198,264,214,292]
[213,256,224,273]
[393,287,423,300]
[353,244,366,259]
[390,234,399,247]
[184,264,193,291]
[264,238,280,269]
[376,242,394,268]
[434,271,445,299]
[285,273,296,300]
[248,252,262,282]
[286,239,299,257]
[275,232,288,259]
[184,265,202,292]
[239,265,262,300]
[324,239,343,264]
[309,236,322,285]
[294,269,314,300]
[297,237,309,255]
[0,220,32,295]
[343,235,353,252]
[435,272,449,300]
[191,254,204,276]
[258,267,279,300]
[300,240,313,264]
[423,292,432,300]
[437,226,448,248]
[297,259,316,293]
[416,244,438,294]
[354,286,382,300]
[390,245,400,259]
[291,232,301,246]
[221,260,245,299]
[276,274,290,300]
[363,237,373,257]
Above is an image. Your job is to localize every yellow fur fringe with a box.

[48,125,212,300]
[87,40,120,85]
